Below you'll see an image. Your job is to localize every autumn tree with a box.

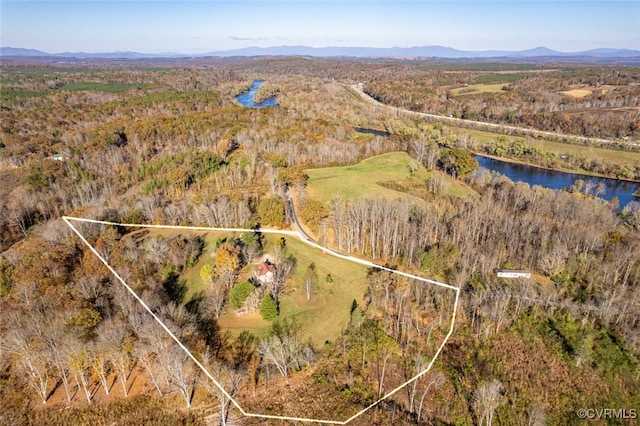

[214,242,242,289]
[299,200,330,232]
[257,197,287,228]
[439,148,479,178]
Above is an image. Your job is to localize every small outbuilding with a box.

[494,269,531,279]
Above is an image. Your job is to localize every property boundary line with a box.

[62,215,460,424]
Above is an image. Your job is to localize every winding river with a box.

[475,155,639,209]
[236,80,278,108]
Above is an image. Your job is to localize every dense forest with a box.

[0,58,638,425]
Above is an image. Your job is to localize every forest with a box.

[0,57,639,425]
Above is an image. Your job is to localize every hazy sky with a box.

[1,1,639,53]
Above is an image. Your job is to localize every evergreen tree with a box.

[259,293,278,321]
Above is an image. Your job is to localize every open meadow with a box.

[306,151,475,203]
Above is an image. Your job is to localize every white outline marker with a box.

[63,216,460,424]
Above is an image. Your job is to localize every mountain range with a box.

[1,45,639,59]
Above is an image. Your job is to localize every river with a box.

[475,155,639,209]
[236,80,278,108]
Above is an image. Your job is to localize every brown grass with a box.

[560,88,593,98]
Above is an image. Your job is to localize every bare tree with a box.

[6,335,50,404]
[259,320,313,380]
[202,350,244,426]
[201,284,227,319]
[159,343,199,408]
[527,403,548,426]
[89,340,111,396]
[98,319,134,397]
[67,340,94,403]
[473,379,504,426]
[270,258,294,300]
[416,371,445,423]
[303,263,318,300]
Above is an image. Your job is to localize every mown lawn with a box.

[217,235,370,345]
[305,151,475,204]
[142,226,369,345]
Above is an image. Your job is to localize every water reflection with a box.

[354,127,391,137]
[475,155,639,209]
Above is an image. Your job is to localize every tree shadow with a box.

[162,271,187,304]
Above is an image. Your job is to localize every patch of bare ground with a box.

[240,369,419,425]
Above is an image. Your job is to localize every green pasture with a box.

[0,87,48,103]
[306,151,474,204]
[60,82,152,93]
[271,236,369,344]
[448,126,640,168]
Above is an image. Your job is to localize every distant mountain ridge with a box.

[2,45,639,59]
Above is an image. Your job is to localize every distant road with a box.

[349,85,640,149]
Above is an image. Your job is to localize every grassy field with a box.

[560,88,593,98]
[449,83,507,96]
[0,88,48,103]
[305,151,474,204]
[216,235,370,345]
[447,125,640,166]
[139,225,370,345]
[60,82,152,93]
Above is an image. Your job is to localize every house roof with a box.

[256,260,276,276]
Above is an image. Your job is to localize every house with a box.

[254,259,276,284]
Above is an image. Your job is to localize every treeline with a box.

[323,175,639,343]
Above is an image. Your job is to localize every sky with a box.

[1,1,639,53]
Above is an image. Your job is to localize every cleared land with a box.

[447,126,640,168]
[449,83,507,96]
[560,88,593,98]
[132,228,369,344]
[560,85,618,98]
[216,235,370,344]
[306,151,474,204]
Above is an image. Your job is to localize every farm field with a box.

[449,83,507,96]
[447,125,640,168]
[59,81,153,93]
[305,151,475,204]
